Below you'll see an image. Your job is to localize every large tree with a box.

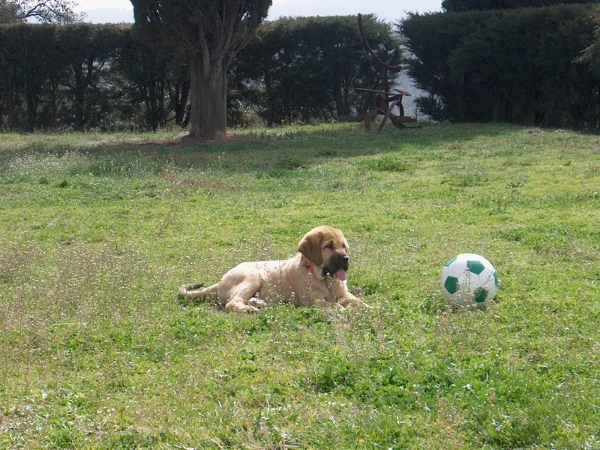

[130,0,271,138]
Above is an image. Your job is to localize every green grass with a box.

[1,122,599,449]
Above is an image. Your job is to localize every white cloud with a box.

[75,0,132,13]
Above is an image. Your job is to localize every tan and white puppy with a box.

[178,226,365,312]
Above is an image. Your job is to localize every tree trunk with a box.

[187,51,227,139]
[24,76,38,132]
[73,65,85,131]
[172,77,190,127]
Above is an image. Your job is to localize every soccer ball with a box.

[440,253,498,309]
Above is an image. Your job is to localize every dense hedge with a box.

[400,4,600,128]
[0,24,188,131]
[0,15,400,131]
[5,8,597,131]
[232,15,402,125]
[442,0,598,12]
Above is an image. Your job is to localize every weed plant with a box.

[1,123,599,448]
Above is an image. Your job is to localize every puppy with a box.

[178,226,365,312]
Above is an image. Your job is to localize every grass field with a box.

[1,122,599,449]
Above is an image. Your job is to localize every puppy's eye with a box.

[324,242,334,250]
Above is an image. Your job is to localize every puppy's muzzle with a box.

[324,254,350,280]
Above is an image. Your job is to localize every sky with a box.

[75,0,443,25]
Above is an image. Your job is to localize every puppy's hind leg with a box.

[225,280,262,313]
[178,283,219,300]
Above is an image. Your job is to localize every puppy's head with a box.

[298,226,350,281]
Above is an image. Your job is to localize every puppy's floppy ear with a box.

[298,229,323,266]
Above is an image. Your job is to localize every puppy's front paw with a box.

[339,297,371,308]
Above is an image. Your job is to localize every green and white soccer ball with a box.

[440,253,498,309]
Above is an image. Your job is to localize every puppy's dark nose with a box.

[343,256,349,263]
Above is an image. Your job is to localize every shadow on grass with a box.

[0,122,534,177]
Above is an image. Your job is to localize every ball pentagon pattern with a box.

[440,253,498,309]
